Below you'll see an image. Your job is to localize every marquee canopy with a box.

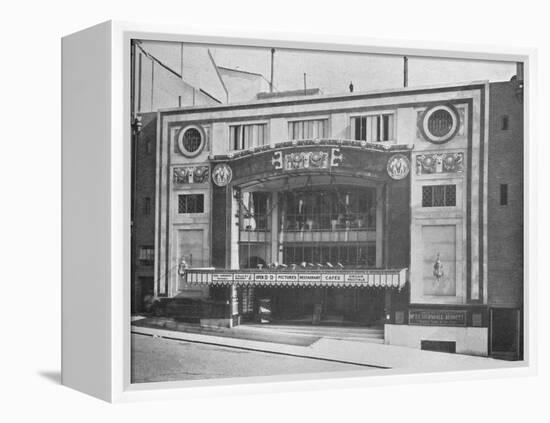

[183,268,408,289]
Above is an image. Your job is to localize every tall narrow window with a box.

[138,246,154,265]
[229,123,267,150]
[351,113,394,142]
[500,184,508,206]
[239,191,270,231]
[143,197,151,215]
[145,140,153,154]
[501,115,509,131]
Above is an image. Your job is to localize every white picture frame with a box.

[61,20,536,403]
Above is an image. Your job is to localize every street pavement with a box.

[131,333,369,383]
[131,322,522,383]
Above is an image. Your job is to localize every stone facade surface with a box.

[131,80,524,358]
[385,324,488,356]
[155,85,487,306]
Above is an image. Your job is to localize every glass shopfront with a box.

[235,184,384,325]
[237,185,379,269]
[281,187,376,232]
[248,286,386,326]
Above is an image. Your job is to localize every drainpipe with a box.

[515,62,524,101]
[403,56,408,88]
[270,48,275,93]
[516,61,524,83]
[180,42,184,80]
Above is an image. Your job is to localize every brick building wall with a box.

[487,80,524,307]
[131,112,157,312]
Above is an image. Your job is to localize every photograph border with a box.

[107,20,535,402]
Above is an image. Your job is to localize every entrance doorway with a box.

[137,277,154,312]
[251,286,385,327]
[490,308,522,360]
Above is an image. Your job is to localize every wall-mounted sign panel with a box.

[409,309,467,326]
[185,268,408,288]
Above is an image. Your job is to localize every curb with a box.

[131,327,389,369]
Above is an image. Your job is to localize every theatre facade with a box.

[148,81,522,358]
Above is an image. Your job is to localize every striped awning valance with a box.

[183,268,408,289]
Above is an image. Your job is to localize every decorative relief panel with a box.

[173,166,209,184]
[212,163,233,187]
[415,152,464,175]
[387,154,410,180]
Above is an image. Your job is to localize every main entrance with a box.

[233,176,388,326]
[249,286,386,326]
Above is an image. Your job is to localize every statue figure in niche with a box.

[433,252,444,282]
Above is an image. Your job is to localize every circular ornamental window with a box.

[177,125,205,157]
[420,105,459,144]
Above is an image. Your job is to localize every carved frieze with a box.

[173,165,209,184]
[272,148,343,171]
[415,152,464,175]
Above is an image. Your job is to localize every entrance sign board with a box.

[185,268,407,288]
[409,309,467,326]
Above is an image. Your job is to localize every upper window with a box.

[239,191,270,232]
[288,119,328,140]
[281,187,377,231]
[230,123,267,150]
[177,125,205,157]
[422,185,456,207]
[351,113,395,142]
[420,105,460,144]
[138,246,154,265]
[145,140,153,154]
[143,197,151,215]
[501,115,509,131]
[178,194,204,214]
[500,184,508,206]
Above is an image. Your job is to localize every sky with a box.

[140,40,516,96]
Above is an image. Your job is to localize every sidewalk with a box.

[132,317,322,347]
[131,322,521,372]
